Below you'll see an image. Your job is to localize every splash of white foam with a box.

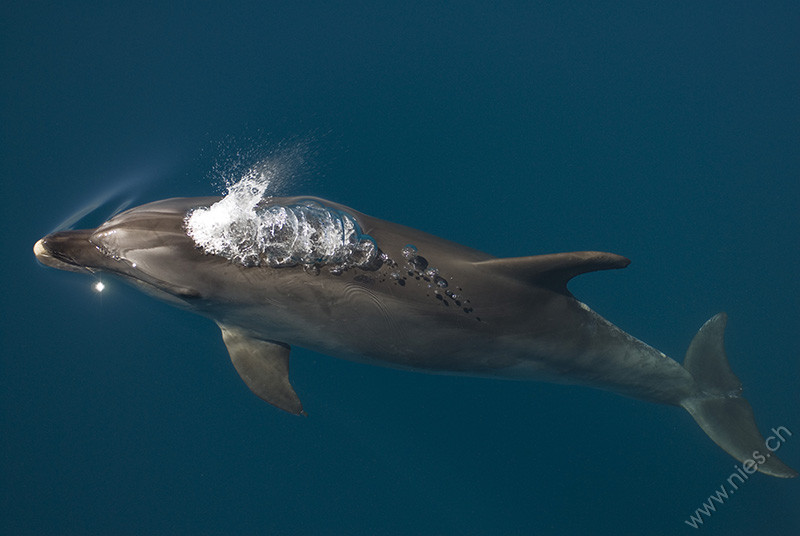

[185,168,377,269]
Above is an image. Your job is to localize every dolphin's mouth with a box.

[34,238,86,272]
[33,231,102,274]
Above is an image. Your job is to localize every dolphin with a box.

[34,195,797,478]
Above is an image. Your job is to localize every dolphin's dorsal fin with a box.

[218,325,306,416]
[474,251,630,294]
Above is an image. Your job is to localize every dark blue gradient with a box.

[3,2,798,535]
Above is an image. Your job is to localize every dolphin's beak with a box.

[34,230,103,273]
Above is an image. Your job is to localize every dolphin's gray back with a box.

[280,196,497,262]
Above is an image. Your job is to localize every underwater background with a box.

[2,2,798,535]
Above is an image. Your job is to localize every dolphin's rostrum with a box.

[34,195,797,478]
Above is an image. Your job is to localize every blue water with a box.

[2,3,798,535]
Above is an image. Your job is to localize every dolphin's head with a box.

[34,197,223,303]
[34,194,386,316]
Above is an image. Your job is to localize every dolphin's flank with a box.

[34,195,797,478]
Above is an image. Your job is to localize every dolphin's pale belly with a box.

[212,267,694,406]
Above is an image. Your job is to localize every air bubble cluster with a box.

[186,186,377,269]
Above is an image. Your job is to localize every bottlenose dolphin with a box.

[34,195,796,478]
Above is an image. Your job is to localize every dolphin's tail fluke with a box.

[680,313,797,478]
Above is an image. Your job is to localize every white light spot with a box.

[93,281,105,293]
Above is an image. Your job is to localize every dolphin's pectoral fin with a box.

[473,251,630,295]
[218,325,306,416]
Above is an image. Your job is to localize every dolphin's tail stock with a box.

[679,313,797,478]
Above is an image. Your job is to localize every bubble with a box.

[185,173,378,270]
[410,255,428,271]
[401,245,418,259]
